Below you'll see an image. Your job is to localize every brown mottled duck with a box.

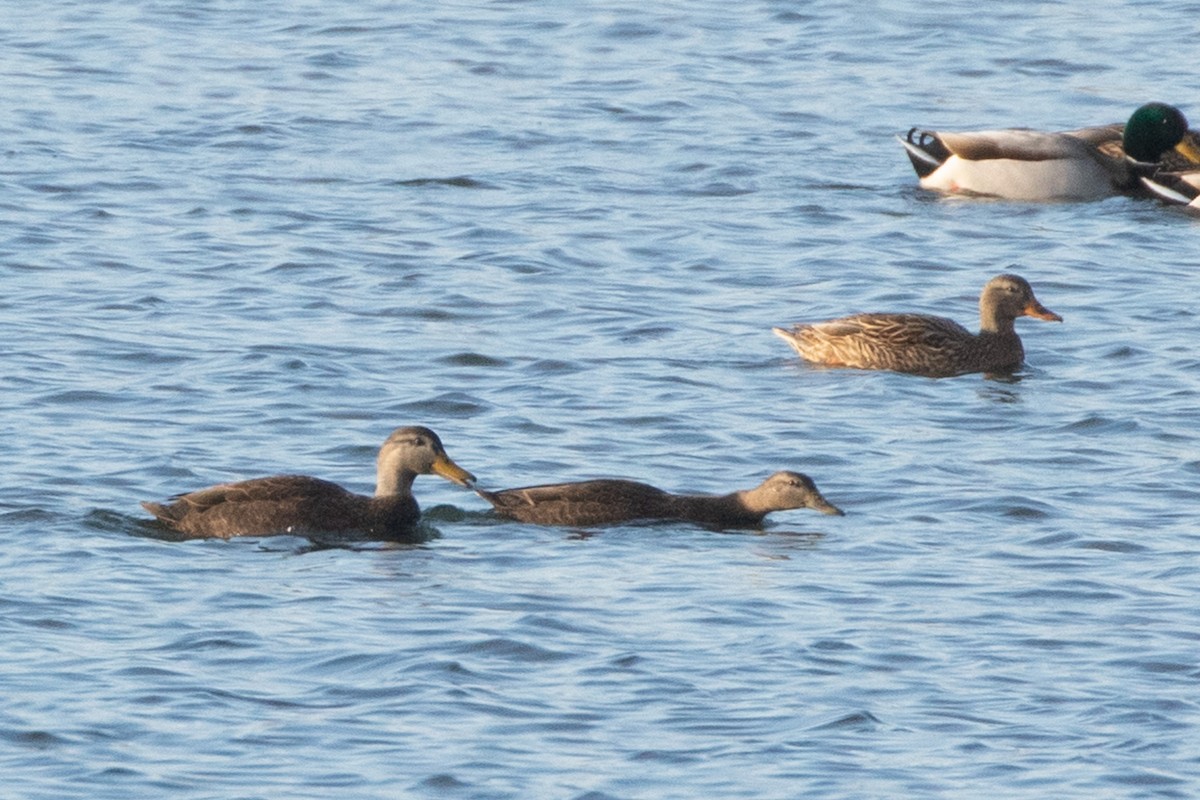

[476,470,843,528]
[141,426,475,539]
[773,274,1062,378]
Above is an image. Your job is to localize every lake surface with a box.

[3,1,1200,797]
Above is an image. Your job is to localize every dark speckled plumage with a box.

[773,274,1062,378]
[1157,128,1200,173]
[141,426,475,539]
[476,470,843,528]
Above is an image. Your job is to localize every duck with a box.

[141,426,476,539]
[1160,129,1200,173]
[773,274,1062,378]
[475,470,843,528]
[900,102,1200,200]
[1140,169,1200,212]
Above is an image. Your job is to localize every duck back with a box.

[141,475,418,538]
[478,479,672,526]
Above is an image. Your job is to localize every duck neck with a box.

[672,491,763,525]
[978,305,1017,336]
[971,310,1024,370]
[733,488,776,520]
[375,469,415,498]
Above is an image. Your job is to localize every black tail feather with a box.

[900,128,952,178]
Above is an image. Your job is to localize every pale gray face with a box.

[378,426,475,487]
[760,471,844,516]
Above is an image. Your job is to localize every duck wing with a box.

[167,475,347,508]
[1063,122,1124,149]
[142,475,363,537]
[815,313,971,346]
[792,313,976,375]
[934,128,1104,162]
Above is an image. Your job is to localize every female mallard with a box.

[141,426,476,539]
[901,102,1200,200]
[1141,169,1200,211]
[773,274,1062,378]
[476,470,843,528]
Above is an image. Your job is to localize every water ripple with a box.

[4,2,1200,799]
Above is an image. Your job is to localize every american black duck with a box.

[476,470,843,528]
[141,426,475,539]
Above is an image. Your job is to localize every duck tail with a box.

[140,500,180,526]
[899,128,950,178]
[772,326,800,345]
[473,486,500,506]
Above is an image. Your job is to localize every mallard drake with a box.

[1141,169,1200,211]
[476,470,843,528]
[900,102,1200,200]
[141,426,475,539]
[773,274,1062,378]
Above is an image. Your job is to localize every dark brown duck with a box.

[773,274,1062,377]
[476,470,843,528]
[141,426,475,539]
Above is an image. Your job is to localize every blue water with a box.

[4,1,1200,798]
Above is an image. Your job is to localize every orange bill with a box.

[1024,300,1062,322]
[812,495,846,516]
[432,454,476,487]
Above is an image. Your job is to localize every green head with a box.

[1123,102,1189,163]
